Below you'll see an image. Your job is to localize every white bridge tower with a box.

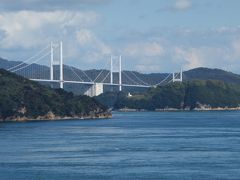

[50,41,64,88]
[173,68,183,82]
[110,55,122,91]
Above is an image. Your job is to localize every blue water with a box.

[1,111,240,180]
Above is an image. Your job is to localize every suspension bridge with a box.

[7,42,183,97]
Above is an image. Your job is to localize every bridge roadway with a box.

[30,79,151,88]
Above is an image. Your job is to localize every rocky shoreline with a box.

[118,107,240,112]
[0,111,112,122]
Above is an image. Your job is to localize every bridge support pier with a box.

[84,83,104,97]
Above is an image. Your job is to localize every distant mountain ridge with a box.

[1,57,240,93]
[184,67,240,84]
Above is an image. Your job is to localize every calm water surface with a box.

[1,111,240,180]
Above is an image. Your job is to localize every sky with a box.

[0,0,240,73]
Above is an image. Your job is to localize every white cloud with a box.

[0,7,240,74]
[232,39,240,58]
[76,29,94,45]
[174,47,202,69]
[0,10,99,49]
[174,0,191,10]
[124,42,165,57]
[156,0,192,13]
[121,42,167,72]
[135,64,162,72]
[76,29,111,63]
[0,0,111,11]
[0,10,113,68]
[174,46,234,70]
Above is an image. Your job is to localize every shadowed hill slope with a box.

[96,80,240,110]
[0,69,109,121]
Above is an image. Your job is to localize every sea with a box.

[1,111,240,180]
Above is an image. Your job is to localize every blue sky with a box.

[0,0,240,73]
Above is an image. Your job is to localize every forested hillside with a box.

[96,80,240,110]
[0,69,110,121]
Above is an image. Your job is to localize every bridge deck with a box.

[30,79,151,88]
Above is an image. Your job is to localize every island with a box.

[0,69,111,122]
[96,80,240,111]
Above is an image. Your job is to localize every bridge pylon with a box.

[110,55,122,91]
[172,68,183,82]
[50,41,64,88]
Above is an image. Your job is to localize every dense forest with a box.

[0,69,110,121]
[96,80,240,110]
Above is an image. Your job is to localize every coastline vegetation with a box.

[96,80,240,111]
[0,69,110,121]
